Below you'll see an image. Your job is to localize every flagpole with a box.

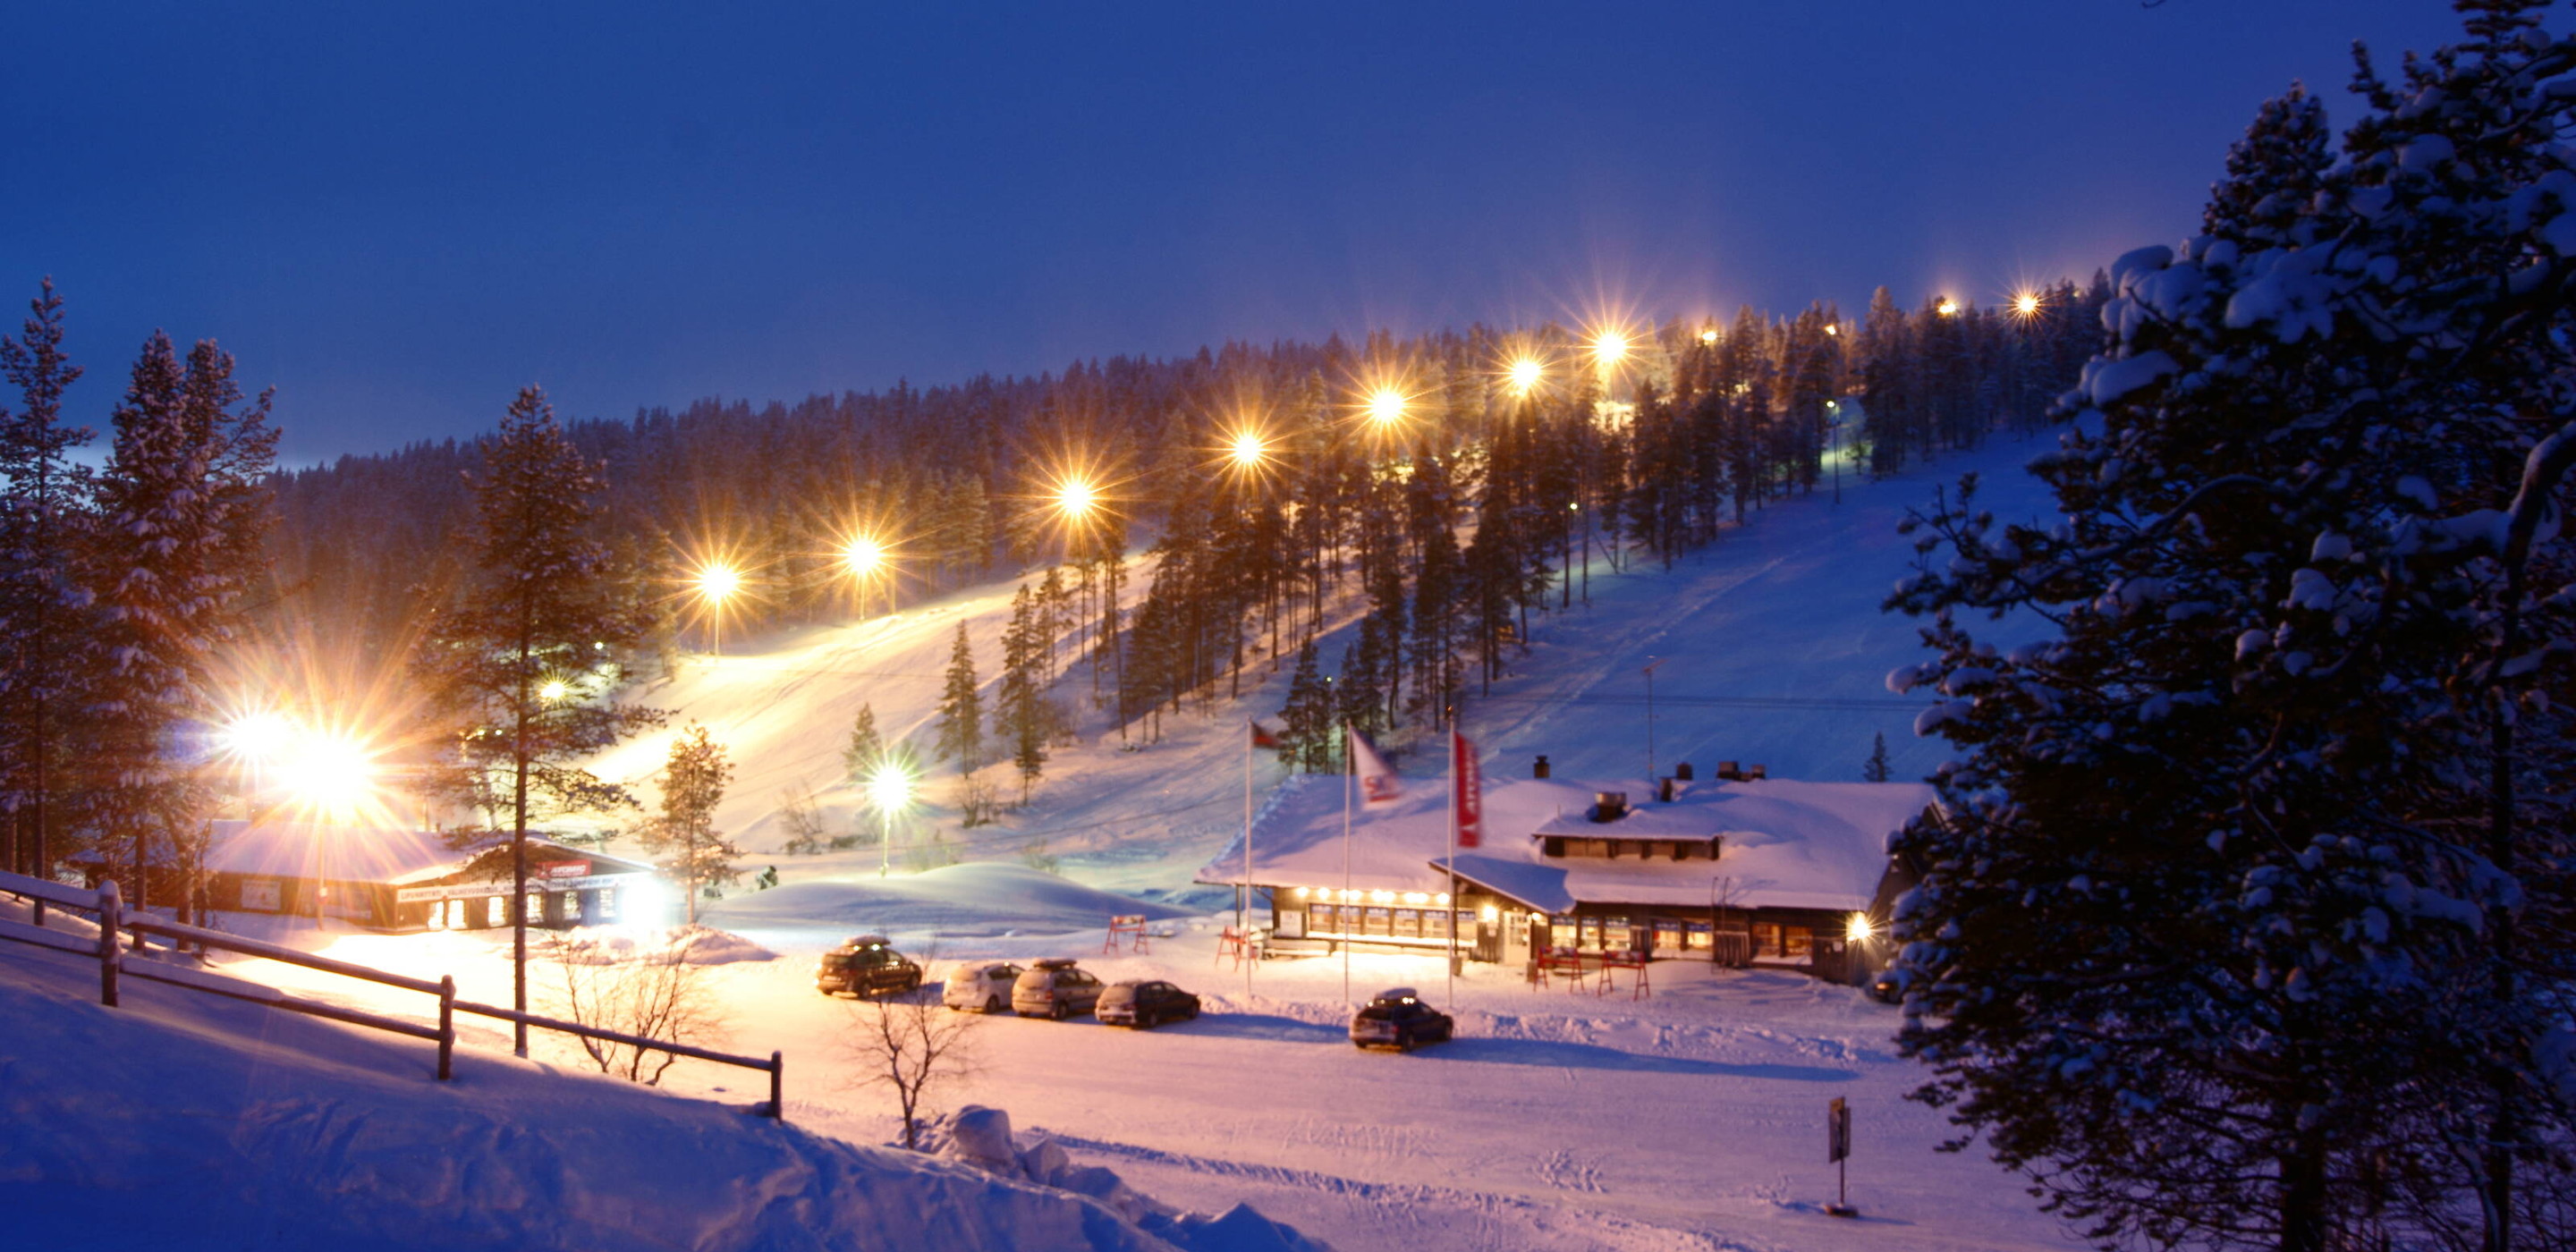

[1445,727,1458,1012]
[1341,721,1352,1007]
[1242,722,1255,1000]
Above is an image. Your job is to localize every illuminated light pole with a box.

[843,536,886,618]
[2012,292,2042,318]
[868,762,912,877]
[694,562,741,655]
[1366,389,1405,427]
[538,679,569,701]
[1592,332,1630,367]
[1228,431,1267,470]
[1506,358,1543,397]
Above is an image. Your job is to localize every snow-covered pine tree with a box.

[638,722,737,924]
[89,334,277,918]
[410,386,661,1054]
[999,584,1047,802]
[936,619,982,772]
[1885,10,2576,1248]
[0,280,92,902]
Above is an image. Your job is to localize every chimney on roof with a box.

[1657,776,1676,803]
[1716,760,1741,781]
[1592,791,1628,823]
[1674,762,1694,781]
[1749,764,1767,781]
[1533,754,1551,780]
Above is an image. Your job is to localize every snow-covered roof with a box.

[1198,773,1936,914]
[80,820,657,886]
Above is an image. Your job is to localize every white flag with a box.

[1349,727,1402,805]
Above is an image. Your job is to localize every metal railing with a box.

[0,867,784,1118]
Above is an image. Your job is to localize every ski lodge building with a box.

[1197,763,1938,983]
[77,818,667,932]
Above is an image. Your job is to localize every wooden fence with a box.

[0,867,784,1119]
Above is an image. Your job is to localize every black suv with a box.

[814,935,923,998]
[1096,979,1202,1028]
[1349,986,1453,1052]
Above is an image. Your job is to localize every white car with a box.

[943,961,1025,1013]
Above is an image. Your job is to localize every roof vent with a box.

[1749,764,1767,781]
[1533,754,1551,780]
[1674,762,1694,781]
[1716,760,1741,781]
[1657,777,1677,803]
[1592,791,1628,823]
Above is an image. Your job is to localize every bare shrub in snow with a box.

[844,982,982,1151]
[545,930,730,1086]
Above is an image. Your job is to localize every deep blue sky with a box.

[3,2,2469,461]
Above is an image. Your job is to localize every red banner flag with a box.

[1250,721,1281,749]
[1453,730,1481,848]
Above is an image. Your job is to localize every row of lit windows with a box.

[424,889,616,930]
[1539,837,1719,861]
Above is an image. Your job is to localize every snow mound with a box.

[936,1105,1329,1252]
[708,862,1198,937]
[549,924,776,965]
[0,923,1317,1251]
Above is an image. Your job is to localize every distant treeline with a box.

[267,279,2109,757]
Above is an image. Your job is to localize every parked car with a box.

[1868,968,1903,1004]
[1349,986,1453,1052]
[944,961,1025,1013]
[814,935,922,998]
[1096,979,1201,1028]
[1011,958,1107,1019]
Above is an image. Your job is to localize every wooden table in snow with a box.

[1530,949,1652,999]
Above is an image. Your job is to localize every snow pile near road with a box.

[710,862,1198,937]
[0,920,1319,1251]
[937,1105,1326,1252]
[549,923,776,966]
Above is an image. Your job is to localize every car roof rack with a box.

[1031,957,1080,969]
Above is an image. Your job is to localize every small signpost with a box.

[1826,1096,1857,1218]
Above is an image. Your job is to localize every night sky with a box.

[2,2,2466,462]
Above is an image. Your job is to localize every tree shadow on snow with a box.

[1437,1036,1857,1081]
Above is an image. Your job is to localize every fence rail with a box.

[0,867,782,1118]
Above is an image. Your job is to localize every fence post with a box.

[97,879,122,1008]
[437,976,455,1082]
[767,1051,783,1121]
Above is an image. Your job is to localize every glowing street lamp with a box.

[843,537,885,577]
[1366,388,1406,427]
[220,710,295,766]
[538,679,569,701]
[1506,358,1544,397]
[1846,912,1876,943]
[694,561,741,653]
[1592,332,1631,366]
[1698,327,1718,346]
[275,731,379,823]
[2012,292,2043,318]
[868,761,914,877]
[1935,298,1960,317]
[1057,477,1098,520]
[1228,430,1267,470]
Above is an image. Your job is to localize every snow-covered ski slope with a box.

[594,431,2058,901]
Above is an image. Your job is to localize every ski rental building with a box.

[1197,761,1939,984]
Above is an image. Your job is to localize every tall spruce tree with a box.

[1885,14,2576,1248]
[0,280,90,911]
[90,334,277,918]
[936,620,983,772]
[411,386,660,1055]
[843,702,884,784]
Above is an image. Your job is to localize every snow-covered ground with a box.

[7,434,2081,1249]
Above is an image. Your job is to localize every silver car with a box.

[1011,958,1106,1020]
[943,961,1024,1013]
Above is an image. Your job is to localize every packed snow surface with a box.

[713,862,1199,939]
